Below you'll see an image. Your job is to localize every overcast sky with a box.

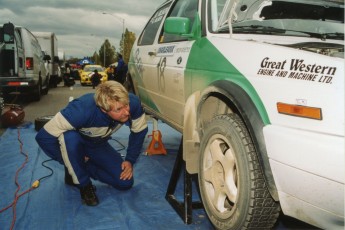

[0,0,166,59]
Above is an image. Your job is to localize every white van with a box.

[0,22,49,101]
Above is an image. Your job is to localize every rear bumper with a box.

[0,77,38,93]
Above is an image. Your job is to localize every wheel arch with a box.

[125,73,137,95]
[183,80,279,201]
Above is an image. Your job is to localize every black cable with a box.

[37,159,54,182]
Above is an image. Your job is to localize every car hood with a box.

[218,0,344,30]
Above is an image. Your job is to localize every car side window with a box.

[159,0,199,43]
[138,3,171,46]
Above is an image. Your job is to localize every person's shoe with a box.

[80,183,99,206]
[64,166,77,187]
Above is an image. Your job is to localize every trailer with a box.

[33,32,60,87]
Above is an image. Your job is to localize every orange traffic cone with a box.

[146,130,167,155]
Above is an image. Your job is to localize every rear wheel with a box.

[198,114,280,229]
[42,75,50,95]
[33,81,42,101]
[124,75,136,95]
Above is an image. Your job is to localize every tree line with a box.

[68,29,136,67]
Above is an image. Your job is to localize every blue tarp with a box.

[0,120,311,230]
[0,121,212,230]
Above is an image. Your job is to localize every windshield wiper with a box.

[219,25,344,40]
[320,32,344,40]
[231,25,286,34]
[283,30,344,40]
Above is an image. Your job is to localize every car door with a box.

[133,0,199,127]
[13,29,25,77]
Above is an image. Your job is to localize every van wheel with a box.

[34,115,54,131]
[198,114,280,229]
[42,76,50,95]
[42,86,49,95]
[33,82,42,101]
[124,75,136,95]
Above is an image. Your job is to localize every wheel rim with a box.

[201,133,238,217]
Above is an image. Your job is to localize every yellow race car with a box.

[80,65,108,86]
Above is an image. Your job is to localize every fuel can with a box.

[1,105,25,127]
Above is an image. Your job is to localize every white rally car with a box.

[128,0,344,229]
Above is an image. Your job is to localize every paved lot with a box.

[0,82,94,136]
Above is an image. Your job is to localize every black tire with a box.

[49,76,58,88]
[34,115,54,131]
[42,75,50,95]
[42,86,49,95]
[124,75,136,95]
[33,81,42,101]
[198,114,280,229]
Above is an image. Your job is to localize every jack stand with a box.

[145,115,167,155]
[146,130,167,155]
[165,139,203,224]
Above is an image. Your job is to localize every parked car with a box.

[127,0,344,229]
[0,22,49,101]
[80,64,107,86]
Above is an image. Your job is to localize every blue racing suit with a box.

[35,93,148,189]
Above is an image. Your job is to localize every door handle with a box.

[148,51,156,56]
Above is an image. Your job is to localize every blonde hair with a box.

[94,81,129,112]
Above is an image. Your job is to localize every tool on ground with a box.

[1,104,25,127]
[145,116,167,155]
[146,130,167,155]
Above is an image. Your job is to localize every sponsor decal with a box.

[157,57,166,92]
[134,48,144,79]
[176,47,191,53]
[157,45,175,57]
[257,57,337,84]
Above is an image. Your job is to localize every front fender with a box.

[183,91,201,173]
[183,80,279,201]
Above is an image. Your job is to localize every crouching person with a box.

[35,81,148,206]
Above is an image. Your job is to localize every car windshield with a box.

[83,66,104,72]
[210,0,344,40]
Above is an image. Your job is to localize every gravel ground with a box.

[0,82,94,136]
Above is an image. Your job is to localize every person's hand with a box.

[120,161,133,180]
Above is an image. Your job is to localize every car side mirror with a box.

[164,17,192,37]
[164,13,201,40]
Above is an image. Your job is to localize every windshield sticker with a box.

[150,8,169,24]
[257,57,337,84]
